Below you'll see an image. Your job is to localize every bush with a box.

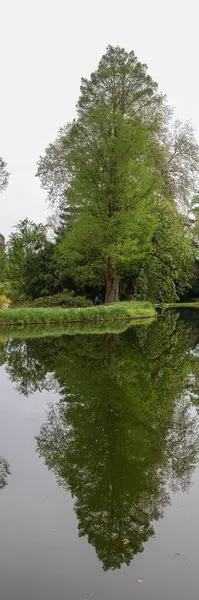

[28,290,93,308]
[0,281,12,298]
[0,295,11,309]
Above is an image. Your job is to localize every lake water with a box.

[1,309,199,599]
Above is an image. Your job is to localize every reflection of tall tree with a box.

[35,314,199,570]
[0,457,10,490]
[38,396,170,570]
[2,313,199,568]
[3,339,55,396]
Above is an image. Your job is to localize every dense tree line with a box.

[2,46,199,303]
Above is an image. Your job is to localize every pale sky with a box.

[0,0,199,239]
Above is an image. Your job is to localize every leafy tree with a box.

[135,200,194,302]
[24,240,55,298]
[153,119,199,207]
[37,46,198,302]
[0,157,9,193]
[54,46,165,301]
[36,124,70,212]
[6,218,56,300]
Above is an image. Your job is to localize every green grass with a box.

[0,317,155,341]
[0,301,155,328]
[156,302,199,308]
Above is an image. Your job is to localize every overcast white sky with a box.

[0,0,199,239]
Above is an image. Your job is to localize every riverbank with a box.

[0,301,155,327]
[156,302,199,308]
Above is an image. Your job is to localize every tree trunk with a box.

[105,271,119,303]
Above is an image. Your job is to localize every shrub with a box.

[0,281,12,298]
[0,295,11,309]
[28,290,93,308]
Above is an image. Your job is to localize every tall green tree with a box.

[55,46,165,301]
[37,46,198,302]
[6,218,55,300]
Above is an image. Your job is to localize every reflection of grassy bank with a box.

[0,318,155,341]
[0,301,155,327]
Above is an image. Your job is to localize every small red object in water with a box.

[136,578,144,583]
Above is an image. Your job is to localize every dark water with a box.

[1,310,199,599]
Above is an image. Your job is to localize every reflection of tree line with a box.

[2,311,199,569]
[0,349,10,490]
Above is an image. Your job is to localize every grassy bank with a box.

[0,301,155,327]
[156,302,199,308]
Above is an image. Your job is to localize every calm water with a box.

[1,310,199,599]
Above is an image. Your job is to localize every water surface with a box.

[1,309,199,599]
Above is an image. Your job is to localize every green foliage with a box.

[0,250,6,283]
[4,47,197,303]
[6,218,56,300]
[36,45,197,302]
[0,235,7,284]
[53,47,164,301]
[136,201,194,302]
[28,290,93,308]
[0,157,9,193]
[157,302,199,307]
[0,281,12,297]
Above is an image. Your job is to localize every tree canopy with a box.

[36,45,198,302]
[3,46,199,304]
[6,218,55,300]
